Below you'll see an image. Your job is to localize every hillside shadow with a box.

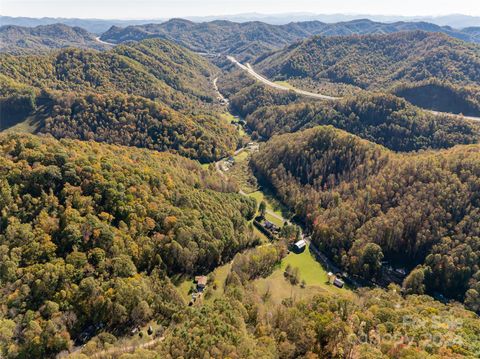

[0,98,52,133]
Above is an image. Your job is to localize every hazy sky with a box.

[1,0,479,19]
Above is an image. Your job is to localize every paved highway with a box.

[226,56,339,101]
[227,55,480,122]
[94,36,115,46]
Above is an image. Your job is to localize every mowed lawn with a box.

[255,244,351,305]
[174,260,233,304]
[234,150,249,162]
[248,190,285,218]
[281,244,331,285]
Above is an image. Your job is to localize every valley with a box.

[1,10,480,359]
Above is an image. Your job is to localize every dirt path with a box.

[88,336,165,358]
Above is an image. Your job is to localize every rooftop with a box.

[195,275,208,286]
[294,239,307,249]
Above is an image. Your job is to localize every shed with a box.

[395,268,407,277]
[333,277,344,288]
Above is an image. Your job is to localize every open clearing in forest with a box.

[255,244,352,305]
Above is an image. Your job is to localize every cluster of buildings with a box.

[263,220,280,234]
[190,275,208,304]
[221,156,236,171]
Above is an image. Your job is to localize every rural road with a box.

[213,77,229,104]
[88,335,165,358]
[427,110,480,123]
[227,55,480,122]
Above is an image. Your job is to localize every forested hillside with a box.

[100,18,480,61]
[2,14,480,359]
[256,31,480,115]
[0,39,241,162]
[219,72,480,152]
[252,126,480,310]
[0,24,109,54]
[1,39,217,109]
[0,134,256,357]
[244,93,480,151]
[101,243,480,358]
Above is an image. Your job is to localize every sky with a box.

[1,0,479,19]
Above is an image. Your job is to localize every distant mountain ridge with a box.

[1,18,479,59]
[99,18,480,61]
[1,13,480,31]
[0,23,109,54]
[0,16,164,34]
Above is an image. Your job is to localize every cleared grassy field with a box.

[234,150,249,162]
[255,244,351,305]
[206,261,232,301]
[220,112,246,136]
[281,244,331,286]
[172,275,193,303]
[248,191,284,218]
[255,267,327,305]
[220,112,236,123]
[253,226,270,243]
[265,212,284,227]
[274,80,295,89]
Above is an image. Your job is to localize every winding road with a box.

[227,56,480,122]
[227,56,338,101]
[94,36,115,46]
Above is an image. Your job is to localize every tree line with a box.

[0,133,257,357]
[251,125,480,311]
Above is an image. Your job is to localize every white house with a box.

[294,239,307,251]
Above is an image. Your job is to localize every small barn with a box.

[294,239,307,251]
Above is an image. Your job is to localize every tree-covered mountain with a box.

[0,24,110,54]
[252,125,480,310]
[255,31,480,115]
[0,39,240,162]
[0,133,257,357]
[217,70,480,152]
[100,18,480,61]
[463,26,480,43]
[243,92,480,151]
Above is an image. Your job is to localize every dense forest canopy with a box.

[0,24,109,55]
[0,133,257,357]
[0,39,217,109]
[244,92,480,152]
[255,31,480,115]
[0,39,242,162]
[252,125,480,310]
[220,72,480,152]
[100,243,480,358]
[99,19,480,62]
[1,17,480,359]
